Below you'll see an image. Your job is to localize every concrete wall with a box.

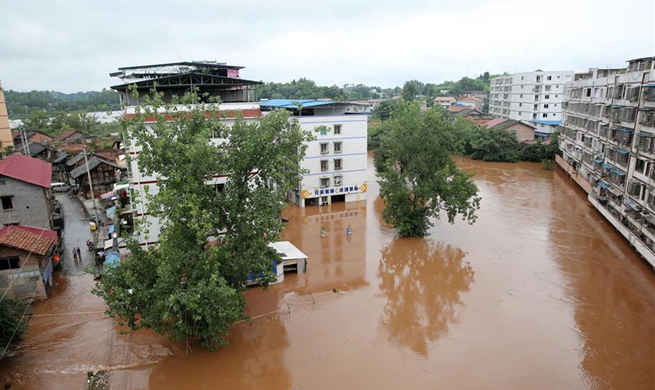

[0,177,51,229]
[505,123,535,142]
[0,247,48,300]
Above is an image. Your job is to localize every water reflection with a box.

[377,238,474,356]
[280,202,368,294]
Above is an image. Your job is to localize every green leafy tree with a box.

[92,88,312,350]
[471,129,520,162]
[451,117,485,156]
[377,101,480,237]
[0,299,30,356]
[401,80,421,101]
[23,110,49,132]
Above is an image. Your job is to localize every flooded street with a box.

[1,155,653,389]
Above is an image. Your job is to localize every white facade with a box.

[288,109,368,208]
[490,70,574,134]
[558,57,655,267]
[126,103,262,247]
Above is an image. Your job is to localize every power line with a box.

[0,227,50,305]
[0,287,37,361]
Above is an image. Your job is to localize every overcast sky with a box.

[1,0,653,93]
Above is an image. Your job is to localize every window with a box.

[334,124,342,135]
[0,256,20,271]
[543,113,548,118]
[519,103,523,107]
[1,196,13,210]
[215,183,225,193]
[511,129,517,135]
[586,89,592,97]
[521,85,524,89]
[547,76,552,81]
[334,175,342,186]
[333,141,342,154]
[320,160,328,172]
[558,75,561,79]
[552,113,556,117]
[545,95,550,99]
[520,94,523,98]
[544,104,549,109]
[545,86,551,91]
[320,177,330,188]
[536,76,542,82]
[521,76,524,80]
[533,104,538,110]
[319,127,327,135]
[334,158,343,170]
[320,143,329,155]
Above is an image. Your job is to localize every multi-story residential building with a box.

[557,56,655,267]
[112,62,368,247]
[260,100,368,208]
[489,70,574,135]
[434,96,457,110]
[111,61,264,247]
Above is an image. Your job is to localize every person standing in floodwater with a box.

[321,226,326,238]
[77,247,81,259]
[346,225,353,236]
[72,248,77,261]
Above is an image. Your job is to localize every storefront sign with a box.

[302,183,367,199]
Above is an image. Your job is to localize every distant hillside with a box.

[5,89,121,118]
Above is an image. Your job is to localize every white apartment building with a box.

[111,61,267,246]
[260,100,368,208]
[557,56,655,267]
[111,64,368,246]
[489,70,574,135]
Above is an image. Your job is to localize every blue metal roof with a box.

[259,99,336,109]
[617,128,634,133]
[529,120,562,126]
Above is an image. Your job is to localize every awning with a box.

[609,187,623,197]
[104,251,121,268]
[637,132,654,137]
[624,197,641,211]
[100,191,115,199]
[616,149,630,155]
[599,181,609,189]
[594,158,603,164]
[603,163,613,169]
[611,168,626,176]
[617,128,634,133]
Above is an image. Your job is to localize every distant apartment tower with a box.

[489,70,574,135]
[557,57,655,267]
[260,100,368,208]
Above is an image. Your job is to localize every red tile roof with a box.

[447,106,466,112]
[484,118,508,129]
[0,225,57,255]
[54,130,81,142]
[0,154,52,188]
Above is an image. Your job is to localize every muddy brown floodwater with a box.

[1,154,654,389]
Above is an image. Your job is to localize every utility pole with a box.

[83,148,97,219]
